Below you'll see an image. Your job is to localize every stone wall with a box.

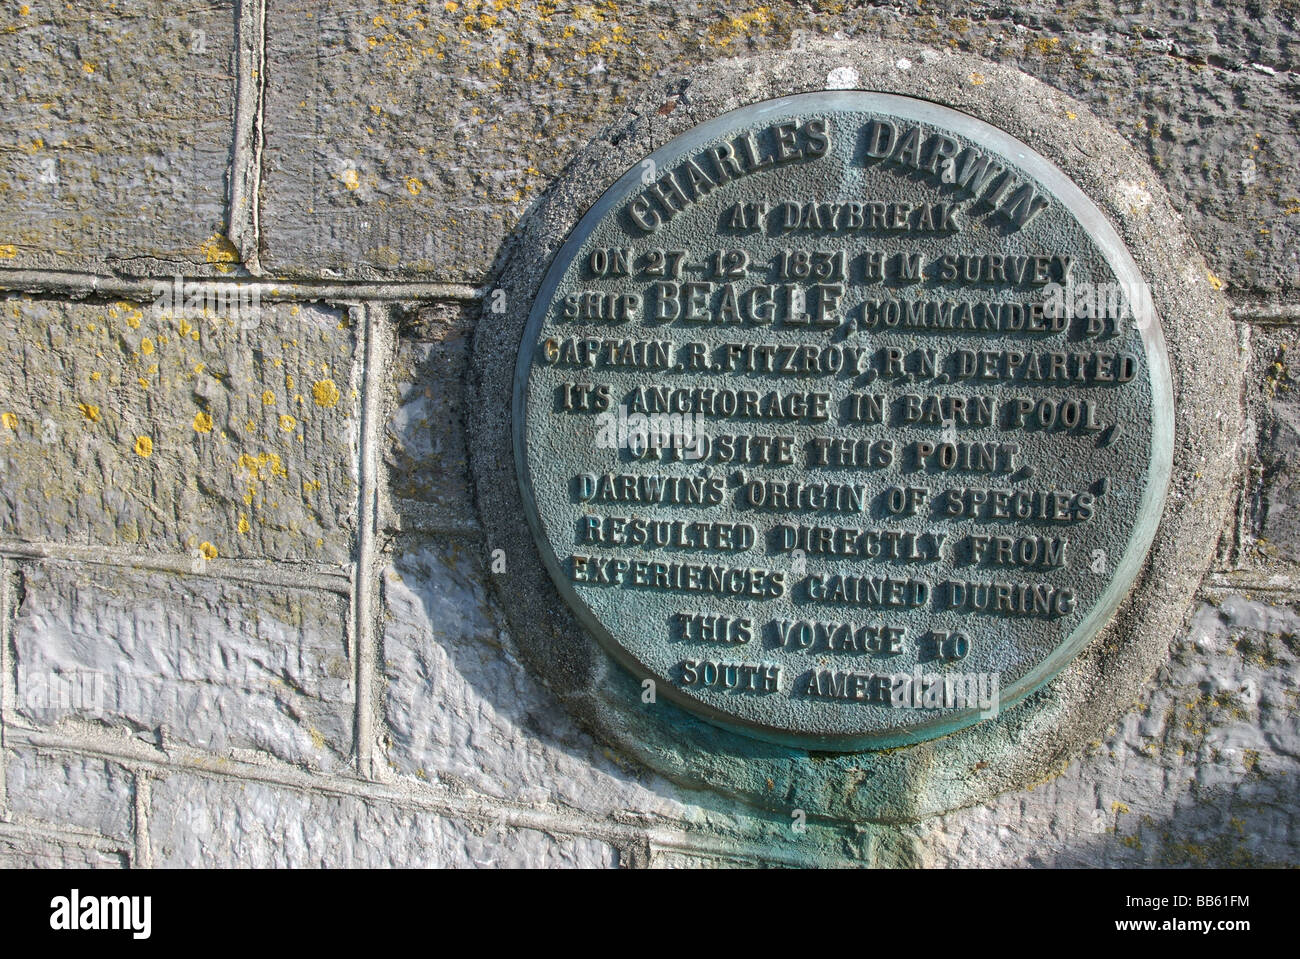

[0,0,1296,868]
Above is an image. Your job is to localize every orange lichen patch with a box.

[312,379,341,408]
[0,244,17,259]
[262,390,275,405]
[237,514,250,534]
[134,436,153,458]
[193,411,214,434]
[1,412,17,430]
[198,541,218,561]
[1207,271,1224,290]
[77,403,101,423]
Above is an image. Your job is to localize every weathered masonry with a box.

[1,3,1297,868]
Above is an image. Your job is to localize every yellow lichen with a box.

[140,337,154,355]
[261,390,275,405]
[1207,271,1224,290]
[1,412,17,430]
[706,8,773,47]
[134,435,153,458]
[78,403,100,423]
[312,379,340,408]
[0,244,17,259]
[198,541,218,561]
[279,414,297,431]
[200,233,239,275]
[236,451,288,481]
[193,411,213,434]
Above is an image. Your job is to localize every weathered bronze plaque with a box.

[514,92,1173,749]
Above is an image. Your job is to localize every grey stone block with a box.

[908,594,1300,866]
[4,750,134,840]
[384,303,476,531]
[148,772,619,867]
[380,537,687,818]
[260,0,1297,292]
[0,831,127,868]
[0,298,359,563]
[0,2,240,275]
[1253,327,1300,563]
[11,561,354,770]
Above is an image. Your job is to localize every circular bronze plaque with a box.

[514,92,1173,749]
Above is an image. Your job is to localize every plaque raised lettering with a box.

[513,92,1173,748]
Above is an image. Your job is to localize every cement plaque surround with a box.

[470,42,1237,819]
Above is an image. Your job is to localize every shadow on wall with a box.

[379,316,1300,863]
[1044,775,1296,868]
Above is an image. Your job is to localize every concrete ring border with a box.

[467,39,1240,823]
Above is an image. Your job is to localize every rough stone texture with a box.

[260,0,1299,293]
[10,561,354,771]
[384,303,478,532]
[0,5,1296,869]
[0,2,241,276]
[148,772,619,867]
[0,297,359,563]
[910,594,1300,866]
[4,750,134,840]
[1251,325,1300,563]
[0,831,128,869]
[381,537,686,817]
